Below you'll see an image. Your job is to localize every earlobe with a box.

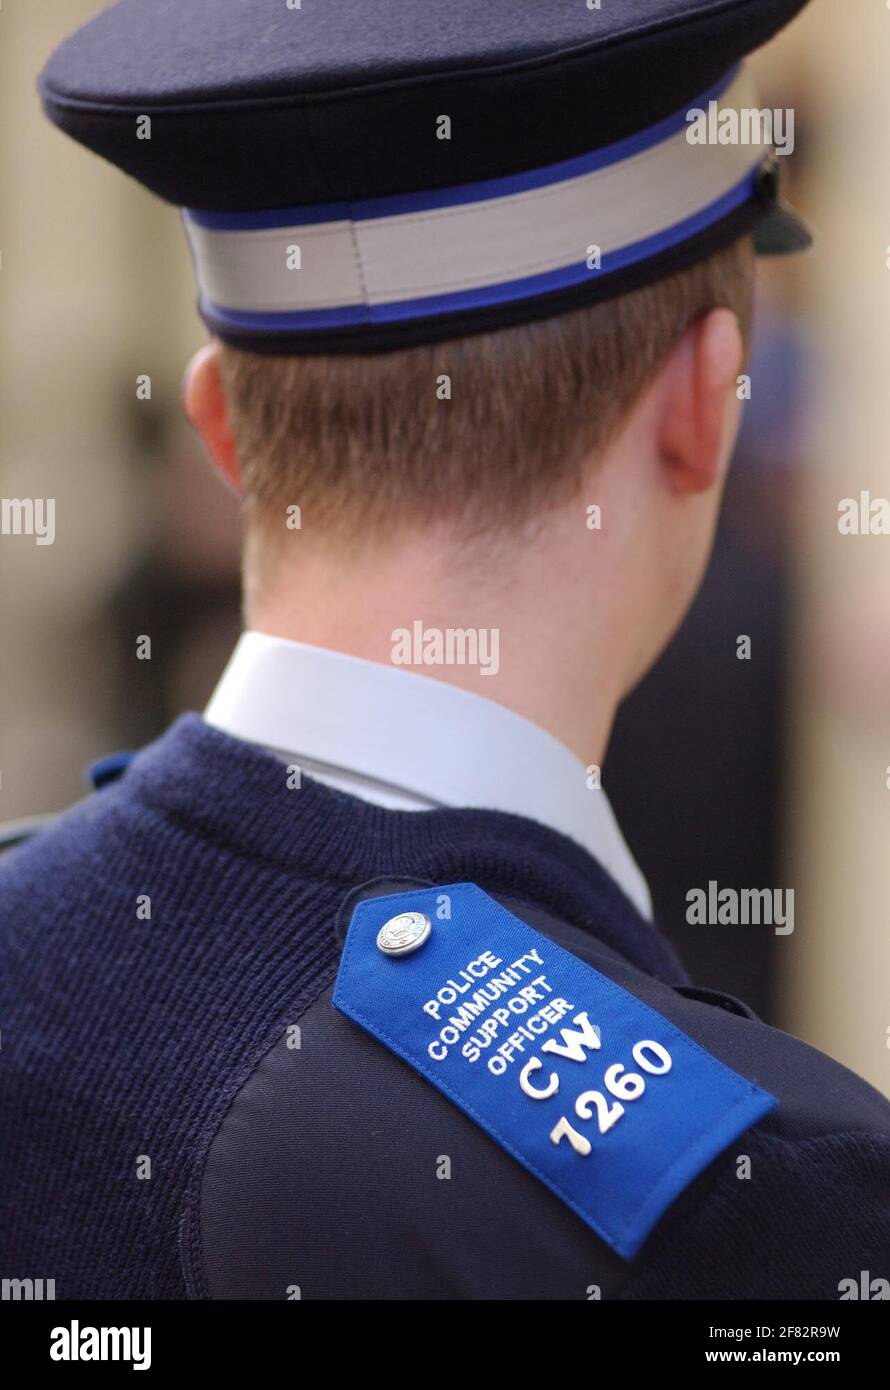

[658,308,744,496]
[183,343,242,495]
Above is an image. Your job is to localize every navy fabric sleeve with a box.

[620,1130,890,1300]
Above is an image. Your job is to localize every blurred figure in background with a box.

[609,92,815,1018]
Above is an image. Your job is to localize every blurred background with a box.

[1,2,888,1095]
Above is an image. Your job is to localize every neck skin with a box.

[188,304,742,768]
[243,388,708,771]
[247,521,621,770]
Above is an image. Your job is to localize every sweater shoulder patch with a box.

[333,881,776,1259]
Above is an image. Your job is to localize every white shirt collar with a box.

[204,631,652,919]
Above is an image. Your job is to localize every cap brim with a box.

[754,199,813,256]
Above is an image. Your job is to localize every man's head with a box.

[40,0,808,760]
[185,234,754,745]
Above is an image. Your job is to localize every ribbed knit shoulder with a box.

[0,715,681,1298]
[619,1129,890,1299]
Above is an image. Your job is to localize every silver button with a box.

[377,910,432,956]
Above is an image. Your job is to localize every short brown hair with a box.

[220,238,754,543]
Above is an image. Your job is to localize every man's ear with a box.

[183,343,242,494]
[657,307,744,496]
